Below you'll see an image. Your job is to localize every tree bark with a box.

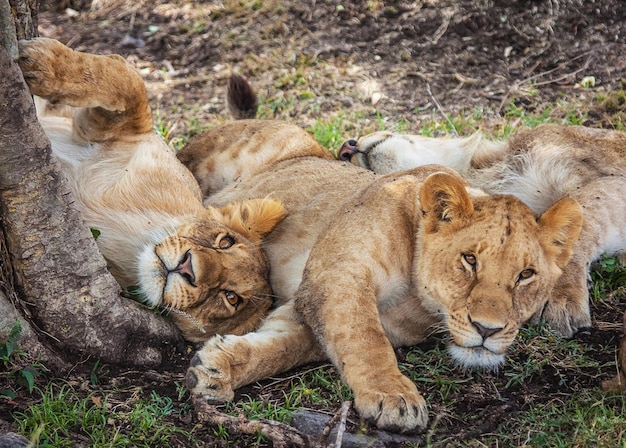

[0,0,184,369]
[7,0,38,40]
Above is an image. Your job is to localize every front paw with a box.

[186,336,236,402]
[353,375,428,433]
[535,282,591,338]
[539,304,591,339]
[534,260,592,338]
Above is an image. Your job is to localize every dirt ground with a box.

[39,0,625,134]
[4,0,626,446]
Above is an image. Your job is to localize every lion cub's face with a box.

[138,198,286,341]
[416,174,583,369]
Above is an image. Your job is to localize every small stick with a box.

[426,83,459,137]
[333,401,351,448]
[193,396,319,448]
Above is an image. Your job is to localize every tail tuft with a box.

[226,74,258,119]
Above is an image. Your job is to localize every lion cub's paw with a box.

[354,375,428,433]
[186,336,237,402]
[538,292,592,339]
[18,38,72,98]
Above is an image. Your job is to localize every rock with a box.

[290,409,423,448]
[0,432,29,448]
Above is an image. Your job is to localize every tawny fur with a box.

[17,38,286,341]
[179,118,582,433]
[343,126,626,338]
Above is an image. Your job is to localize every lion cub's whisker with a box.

[427,322,448,338]
[252,292,281,301]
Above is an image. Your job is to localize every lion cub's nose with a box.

[472,321,502,339]
[171,251,196,286]
[338,139,358,161]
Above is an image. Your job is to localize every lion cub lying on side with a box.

[179,115,583,432]
[17,38,285,340]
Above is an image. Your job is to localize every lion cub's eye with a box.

[217,235,235,249]
[462,253,477,270]
[224,290,243,309]
[517,268,535,284]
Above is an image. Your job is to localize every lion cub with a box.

[294,168,582,431]
[178,114,583,432]
[17,38,285,340]
[340,125,626,339]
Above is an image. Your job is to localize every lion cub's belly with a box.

[43,117,199,286]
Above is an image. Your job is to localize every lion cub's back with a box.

[178,119,335,196]
[511,124,626,172]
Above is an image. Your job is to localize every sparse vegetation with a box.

[3,1,626,446]
[14,385,202,447]
[1,322,43,398]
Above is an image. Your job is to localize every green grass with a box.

[6,89,626,447]
[14,385,200,447]
[11,366,352,446]
[1,321,43,398]
[591,256,626,303]
[295,365,354,405]
[486,391,626,448]
[412,96,603,141]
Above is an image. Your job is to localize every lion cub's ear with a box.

[419,172,473,233]
[537,197,583,268]
[218,198,287,242]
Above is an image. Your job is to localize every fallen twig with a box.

[431,8,454,45]
[333,401,350,448]
[192,396,320,448]
[319,401,351,447]
[426,83,459,137]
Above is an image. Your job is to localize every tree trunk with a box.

[8,0,38,40]
[0,0,184,369]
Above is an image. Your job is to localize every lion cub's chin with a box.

[448,344,505,371]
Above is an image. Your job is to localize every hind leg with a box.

[18,38,152,142]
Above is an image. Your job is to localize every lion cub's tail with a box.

[226,74,259,120]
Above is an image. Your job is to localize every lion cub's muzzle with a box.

[447,315,517,370]
[443,297,521,371]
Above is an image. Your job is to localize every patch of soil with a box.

[3,0,626,446]
[39,0,625,136]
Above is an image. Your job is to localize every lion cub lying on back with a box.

[178,115,583,432]
[17,38,285,340]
